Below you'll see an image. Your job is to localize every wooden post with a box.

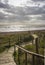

[35,38,39,53]
[14,44,16,61]
[32,55,35,65]
[18,48,20,65]
[8,38,10,47]
[14,44,15,53]
[35,38,39,65]
[25,52,27,65]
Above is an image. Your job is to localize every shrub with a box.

[39,48,44,55]
[24,45,35,52]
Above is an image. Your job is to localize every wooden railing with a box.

[14,45,45,65]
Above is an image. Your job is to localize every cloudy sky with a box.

[0,0,45,25]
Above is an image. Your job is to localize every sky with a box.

[0,0,45,25]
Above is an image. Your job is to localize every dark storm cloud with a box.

[8,15,30,22]
[0,12,5,19]
[4,7,26,15]
[4,6,45,16]
[0,4,31,22]
[0,0,45,22]
[0,2,10,9]
[25,6,45,15]
[2,10,30,22]
[0,12,10,21]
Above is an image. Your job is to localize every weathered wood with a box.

[8,38,10,47]
[32,55,35,65]
[18,48,20,65]
[25,52,27,65]
[14,44,16,53]
[35,38,39,65]
[15,45,44,65]
[35,38,39,53]
[15,45,45,58]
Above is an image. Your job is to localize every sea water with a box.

[0,24,45,32]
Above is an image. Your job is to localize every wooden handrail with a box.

[15,45,45,58]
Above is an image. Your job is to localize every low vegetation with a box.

[0,31,45,65]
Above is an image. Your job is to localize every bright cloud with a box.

[0,0,45,25]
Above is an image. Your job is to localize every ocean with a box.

[0,24,45,32]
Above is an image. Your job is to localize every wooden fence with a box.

[14,45,45,65]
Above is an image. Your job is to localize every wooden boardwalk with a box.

[0,47,16,65]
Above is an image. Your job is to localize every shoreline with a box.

[0,29,45,35]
